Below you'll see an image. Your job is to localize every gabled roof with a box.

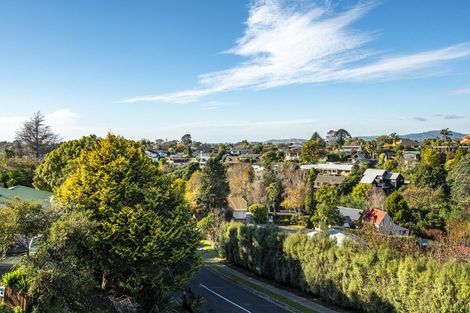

[384,172,401,180]
[314,174,346,185]
[338,207,363,222]
[359,169,387,184]
[0,185,53,205]
[362,208,388,226]
[227,196,248,212]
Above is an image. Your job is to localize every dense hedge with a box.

[217,223,470,313]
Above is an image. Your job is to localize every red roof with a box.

[363,208,387,225]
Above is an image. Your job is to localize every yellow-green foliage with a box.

[218,223,470,313]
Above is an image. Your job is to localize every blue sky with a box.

[1,0,469,142]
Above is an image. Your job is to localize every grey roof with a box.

[338,207,363,222]
[359,169,387,184]
[301,163,353,171]
[384,172,401,180]
[315,174,346,185]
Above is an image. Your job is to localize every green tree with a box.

[300,132,326,163]
[421,147,441,167]
[351,183,370,206]
[311,184,340,227]
[33,135,98,192]
[311,203,342,228]
[411,163,446,189]
[248,204,268,224]
[314,184,337,206]
[333,129,351,147]
[390,132,400,145]
[439,128,452,141]
[337,164,364,195]
[196,154,229,217]
[266,180,283,211]
[20,211,99,312]
[15,111,59,158]
[181,134,192,146]
[447,154,470,214]
[0,200,49,256]
[55,133,201,311]
[261,150,282,169]
[384,191,412,225]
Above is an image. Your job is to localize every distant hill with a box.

[264,138,307,144]
[360,130,466,142]
[400,130,465,142]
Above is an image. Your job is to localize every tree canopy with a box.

[15,111,59,158]
[51,133,201,311]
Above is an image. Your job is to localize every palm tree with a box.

[440,128,452,141]
[390,133,400,146]
[334,129,351,147]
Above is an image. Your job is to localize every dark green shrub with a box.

[218,223,470,313]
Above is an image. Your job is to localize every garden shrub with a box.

[218,223,470,313]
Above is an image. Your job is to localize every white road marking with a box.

[199,283,252,313]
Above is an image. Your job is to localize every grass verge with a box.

[207,264,319,313]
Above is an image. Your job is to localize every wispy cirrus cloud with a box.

[201,101,224,110]
[122,0,470,104]
[413,116,427,122]
[450,86,470,95]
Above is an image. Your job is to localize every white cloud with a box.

[0,115,28,141]
[122,0,470,104]
[450,86,470,95]
[0,109,82,141]
[44,109,80,136]
[201,101,224,110]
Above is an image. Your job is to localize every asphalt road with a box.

[190,267,292,313]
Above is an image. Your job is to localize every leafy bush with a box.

[248,204,268,224]
[0,304,22,313]
[218,223,470,313]
[2,269,28,294]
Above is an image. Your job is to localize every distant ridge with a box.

[400,130,465,141]
[264,138,307,144]
[360,130,466,142]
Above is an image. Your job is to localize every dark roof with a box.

[314,174,346,185]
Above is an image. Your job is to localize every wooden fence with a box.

[4,287,31,313]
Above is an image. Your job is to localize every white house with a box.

[363,208,409,236]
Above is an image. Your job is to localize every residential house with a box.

[145,150,167,162]
[308,228,361,246]
[229,148,250,156]
[402,151,420,168]
[359,169,404,193]
[397,139,420,149]
[237,154,261,164]
[340,145,362,154]
[300,163,353,176]
[169,154,191,165]
[285,147,301,161]
[0,185,53,208]
[461,135,470,145]
[301,163,353,188]
[350,152,374,166]
[338,207,363,228]
[362,208,409,236]
[313,174,345,188]
[227,196,248,221]
[224,155,240,165]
